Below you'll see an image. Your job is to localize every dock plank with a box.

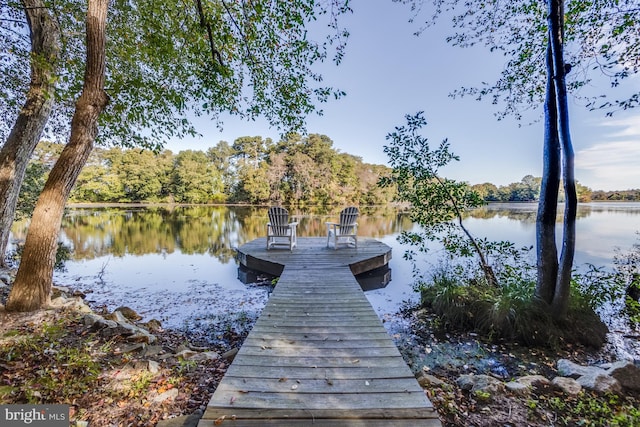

[199,238,441,426]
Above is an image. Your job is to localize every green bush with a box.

[418,263,608,348]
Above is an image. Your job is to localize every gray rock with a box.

[188,351,220,361]
[607,360,640,391]
[84,312,156,344]
[457,374,505,394]
[147,360,161,374]
[576,372,622,394]
[141,319,163,332]
[119,343,147,354]
[417,372,447,388]
[505,381,531,396]
[222,347,239,362]
[557,359,599,378]
[107,310,130,324]
[126,331,156,344]
[113,306,142,321]
[175,349,198,359]
[142,345,165,357]
[112,316,156,344]
[152,388,179,403]
[83,313,118,330]
[552,377,582,395]
[50,295,93,313]
[517,375,550,388]
[134,360,161,374]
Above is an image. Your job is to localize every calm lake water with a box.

[9,203,640,339]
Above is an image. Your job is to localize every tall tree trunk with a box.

[547,0,577,318]
[6,0,109,312]
[0,0,60,267]
[535,43,561,305]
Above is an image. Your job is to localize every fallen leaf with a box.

[214,415,226,425]
[278,377,288,382]
[230,396,236,404]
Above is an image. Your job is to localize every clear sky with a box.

[168,0,640,192]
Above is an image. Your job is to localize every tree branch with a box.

[221,0,256,66]
[195,0,224,68]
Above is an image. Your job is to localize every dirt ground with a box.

[1,284,639,427]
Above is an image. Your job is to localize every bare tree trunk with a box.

[535,43,561,305]
[0,0,60,266]
[547,0,577,319]
[6,0,109,312]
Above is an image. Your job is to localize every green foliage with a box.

[382,112,502,285]
[570,264,620,311]
[539,391,640,427]
[381,112,484,235]
[613,234,640,324]
[173,150,224,203]
[15,162,49,221]
[568,235,640,327]
[2,0,351,150]
[396,0,640,119]
[67,134,393,205]
[417,240,613,347]
[625,296,640,326]
[419,265,553,346]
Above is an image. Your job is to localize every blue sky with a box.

[168,1,640,192]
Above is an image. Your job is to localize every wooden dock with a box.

[199,238,441,426]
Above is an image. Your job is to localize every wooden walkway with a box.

[199,238,441,426]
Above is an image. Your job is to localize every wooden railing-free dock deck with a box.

[199,237,441,426]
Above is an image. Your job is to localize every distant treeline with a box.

[19,139,638,215]
[25,135,396,207]
[591,189,640,201]
[471,176,640,202]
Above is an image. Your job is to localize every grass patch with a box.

[418,270,608,348]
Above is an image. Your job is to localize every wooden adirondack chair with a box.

[326,206,359,250]
[266,206,298,250]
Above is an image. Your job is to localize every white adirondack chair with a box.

[326,206,359,250]
[266,206,298,250]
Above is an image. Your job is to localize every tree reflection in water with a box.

[8,203,639,330]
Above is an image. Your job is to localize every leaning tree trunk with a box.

[6,0,109,312]
[535,42,561,305]
[0,0,60,267]
[547,0,577,319]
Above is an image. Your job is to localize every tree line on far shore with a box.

[16,138,639,219]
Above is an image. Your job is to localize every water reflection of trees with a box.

[467,202,639,223]
[45,206,413,264]
[16,203,635,265]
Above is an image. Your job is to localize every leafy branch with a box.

[381,112,498,286]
